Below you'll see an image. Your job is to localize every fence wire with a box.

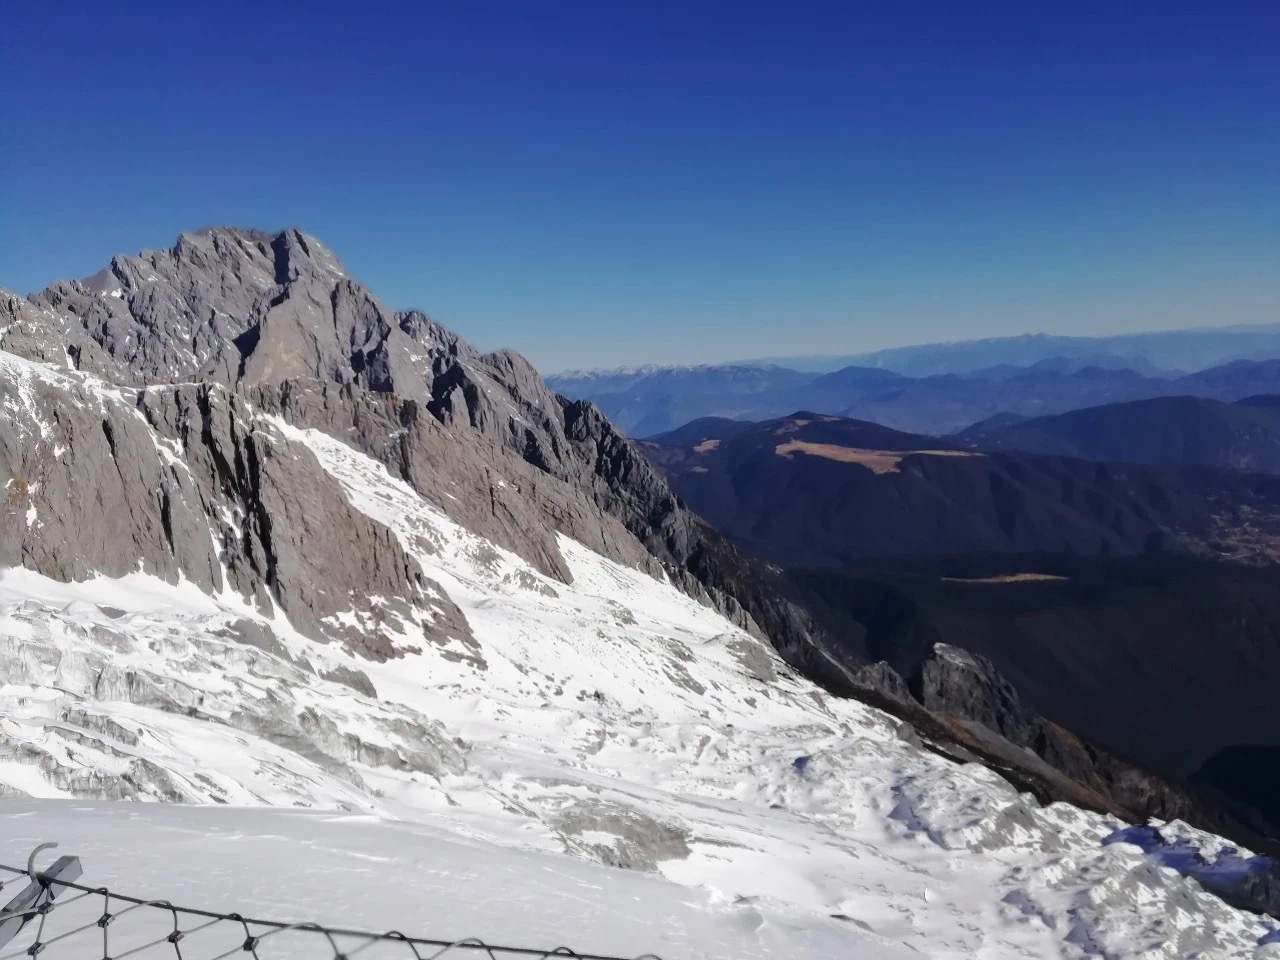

[0,852,664,960]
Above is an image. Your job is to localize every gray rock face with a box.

[30,229,323,386]
[0,357,218,585]
[1,291,132,383]
[138,383,473,659]
[250,378,641,584]
[915,644,1029,737]
[0,352,468,663]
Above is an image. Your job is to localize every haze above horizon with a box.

[4,0,1277,371]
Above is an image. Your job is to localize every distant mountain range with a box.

[653,325,1280,377]
[642,412,1280,568]
[551,355,1280,437]
[962,394,1280,473]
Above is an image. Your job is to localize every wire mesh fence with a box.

[0,845,664,960]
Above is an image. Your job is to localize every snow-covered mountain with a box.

[2,229,1278,958]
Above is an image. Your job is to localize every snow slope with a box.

[0,801,883,960]
[2,407,1279,957]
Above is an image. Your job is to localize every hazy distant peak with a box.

[553,361,755,379]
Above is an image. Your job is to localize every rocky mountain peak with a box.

[0,228,773,639]
[159,226,346,287]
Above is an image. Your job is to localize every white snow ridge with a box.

[2,385,1279,958]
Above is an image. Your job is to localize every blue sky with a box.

[3,1,1276,371]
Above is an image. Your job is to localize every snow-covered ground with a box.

[0,800,889,959]
[3,411,1280,958]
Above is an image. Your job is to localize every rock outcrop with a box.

[909,643,1265,848]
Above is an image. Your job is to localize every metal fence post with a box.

[0,845,83,951]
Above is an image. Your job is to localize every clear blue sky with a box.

[3,1,1276,371]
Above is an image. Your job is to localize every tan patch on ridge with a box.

[693,439,721,453]
[774,440,981,474]
[941,573,1069,584]
[773,420,813,435]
